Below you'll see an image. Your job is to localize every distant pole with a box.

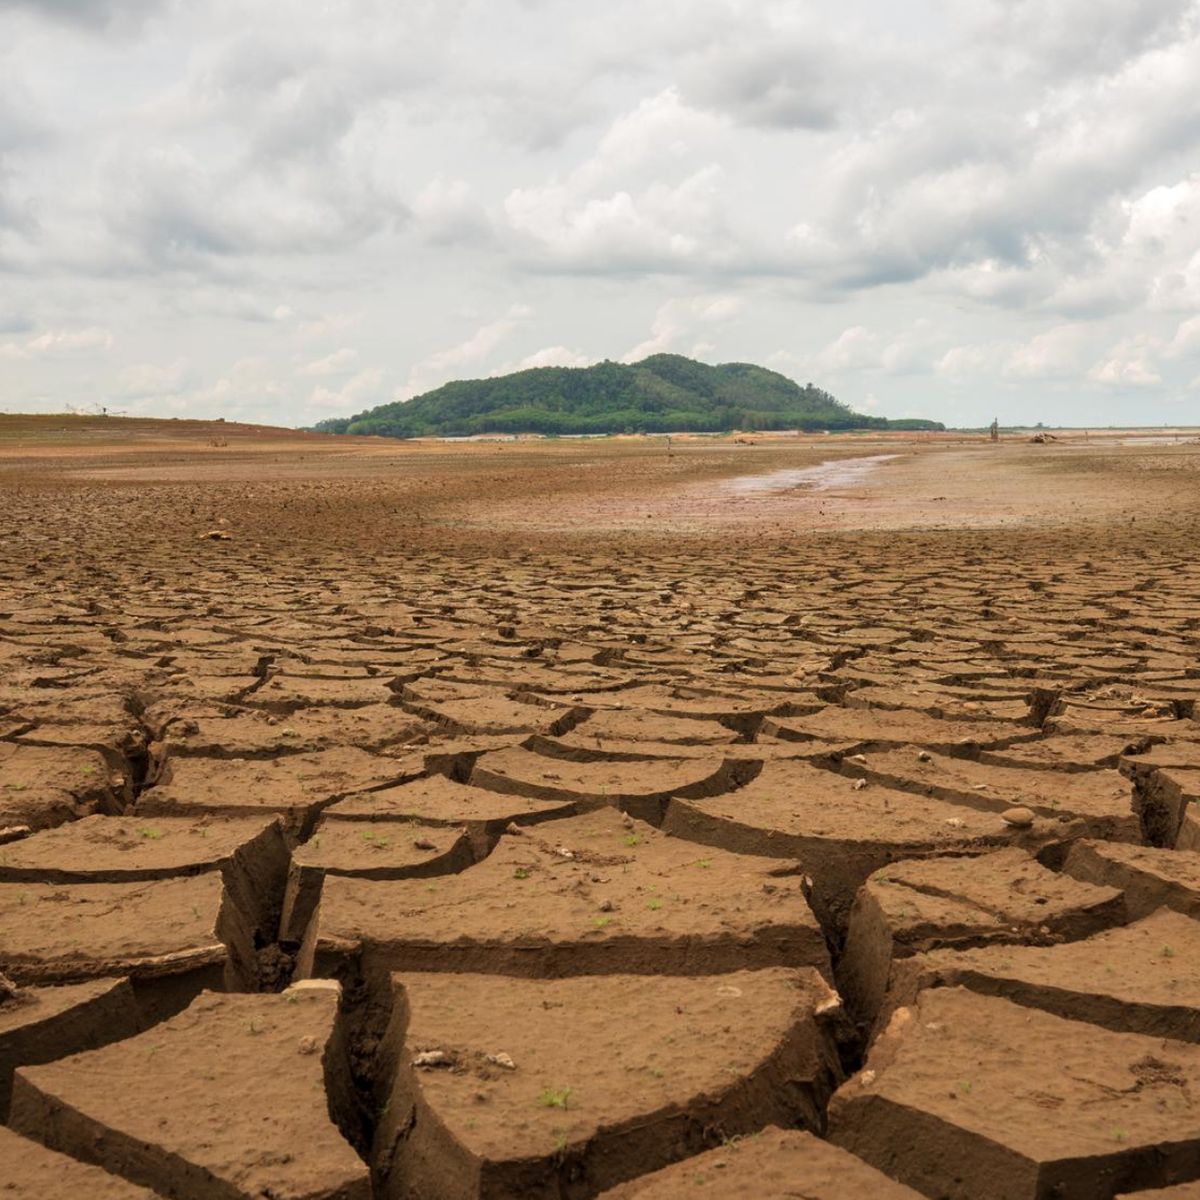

[989,418,999,443]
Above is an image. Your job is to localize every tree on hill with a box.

[313,354,944,437]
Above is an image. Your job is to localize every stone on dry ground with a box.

[9,982,369,1200]
[829,986,1200,1199]
[837,847,1125,1030]
[595,1126,926,1198]
[304,806,829,978]
[374,968,843,1199]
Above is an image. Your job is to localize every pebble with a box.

[486,1052,516,1070]
[1001,805,1036,827]
[413,1049,454,1069]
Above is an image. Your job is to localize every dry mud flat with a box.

[5,418,1200,1196]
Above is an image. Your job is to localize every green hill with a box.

[314,354,943,437]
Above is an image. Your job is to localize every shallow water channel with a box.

[723,453,900,494]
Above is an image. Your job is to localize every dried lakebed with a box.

[7,439,1200,1196]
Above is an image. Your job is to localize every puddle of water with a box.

[724,454,899,495]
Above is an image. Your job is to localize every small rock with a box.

[199,529,233,541]
[413,838,437,851]
[0,972,21,1005]
[297,1035,318,1056]
[852,778,868,791]
[1001,806,1036,828]
[597,898,615,912]
[917,750,932,762]
[486,1052,516,1070]
[0,825,33,846]
[848,753,867,764]
[413,1049,454,1069]
[554,846,575,859]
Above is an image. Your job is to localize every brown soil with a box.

[596,1126,925,1198]
[9,981,368,1198]
[0,1125,162,1197]
[1063,840,1200,921]
[373,968,843,1198]
[0,977,139,1119]
[7,416,1200,1196]
[0,874,229,986]
[837,847,1125,1032]
[661,759,1060,932]
[883,908,1200,1040]
[1118,1185,1200,1198]
[305,807,829,979]
[829,987,1200,1198]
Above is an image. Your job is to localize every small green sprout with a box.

[539,1087,573,1110]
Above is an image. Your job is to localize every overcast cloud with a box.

[2,0,1199,427]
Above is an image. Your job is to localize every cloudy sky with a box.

[2,0,1199,428]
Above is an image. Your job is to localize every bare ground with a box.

[4,415,1200,1198]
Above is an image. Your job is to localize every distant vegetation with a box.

[314,354,944,438]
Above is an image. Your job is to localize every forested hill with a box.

[314,354,944,437]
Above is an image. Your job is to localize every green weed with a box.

[539,1087,573,1110]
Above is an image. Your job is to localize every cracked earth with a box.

[4,415,1200,1199]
